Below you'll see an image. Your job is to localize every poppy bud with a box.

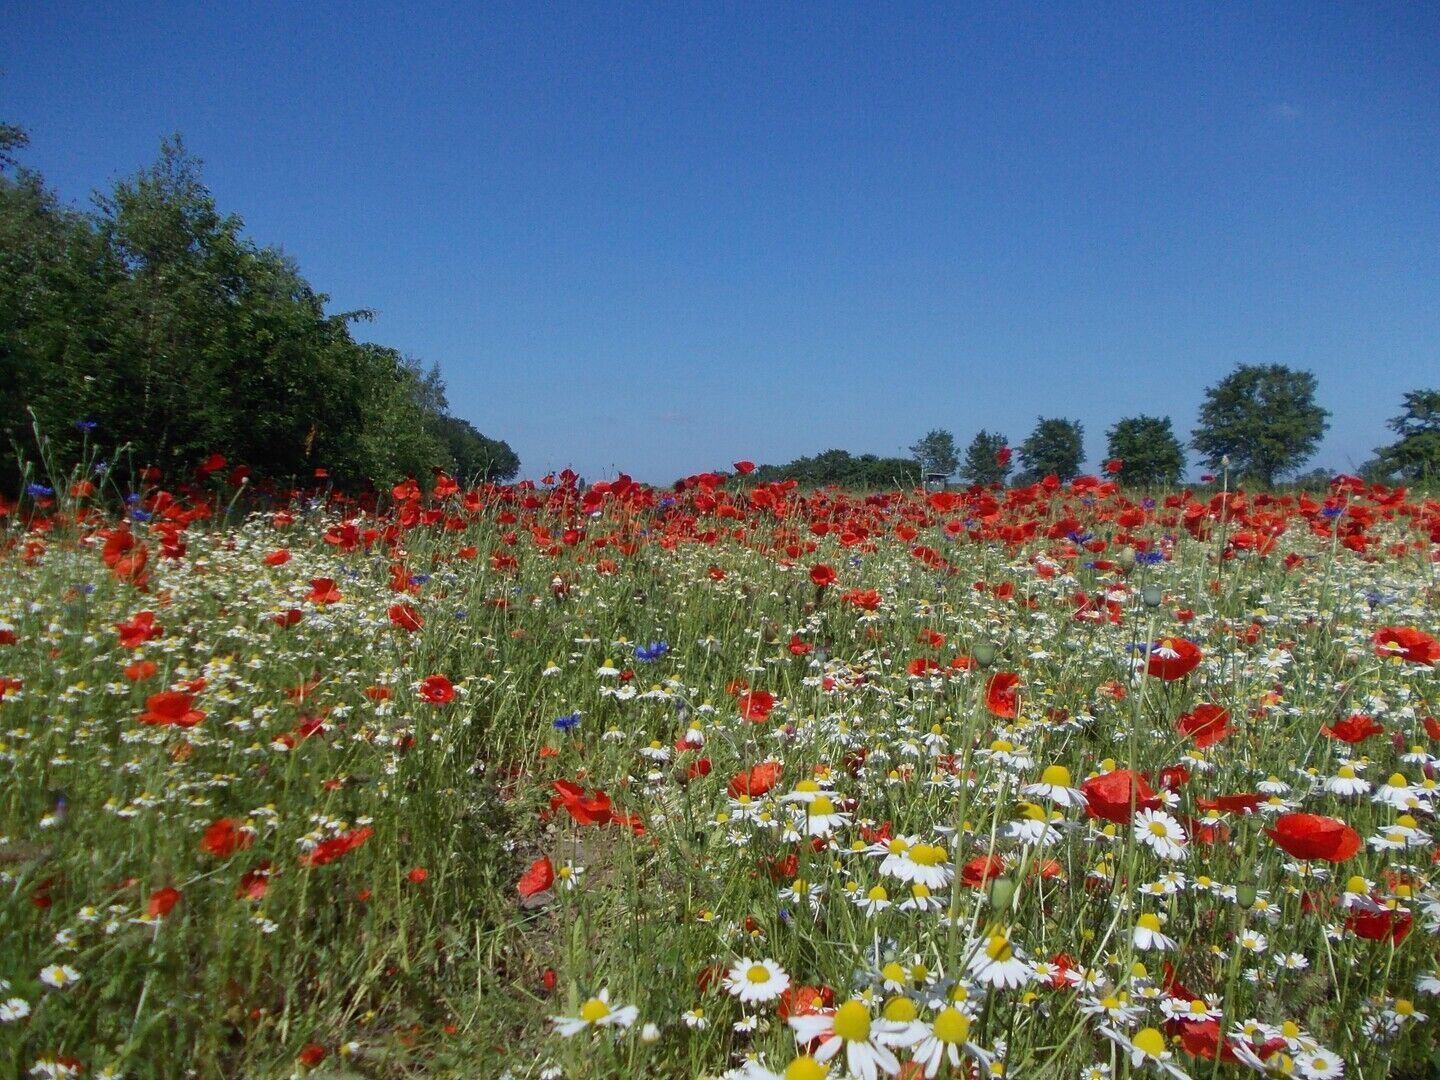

[972,641,998,668]
[986,875,1015,913]
[1142,586,1163,608]
[1235,884,1258,909]
[1118,547,1137,569]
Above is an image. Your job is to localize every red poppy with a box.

[146,886,181,917]
[738,690,776,722]
[200,818,254,859]
[1265,813,1361,863]
[299,826,374,867]
[1176,703,1232,747]
[124,660,158,682]
[1372,626,1439,666]
[270,608,303,628]
[809,563,837,588]
[1081,769,1162,823]
[138,691,205,728]
[518,856,555,898]
[996,447,1012,467]
[729,762,782,797]
[960,854,1006,887]
[1345,905,1414,945]
[777,984,835,1021]
[264,549,290,566]
[419,675,455,704]
[407,867,428,883]
[388,604,424,632]
[306,578,342,604]
[1321,713,1384,743]
[236,862,272,901]
[114,611,163,649]
[984,672,1021,718]
[733,460,756,475]
[1146,638,1203,680]
[1195,792,1263,815]
[297,1044,328,1068]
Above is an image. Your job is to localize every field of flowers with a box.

[1,466,1437,1079]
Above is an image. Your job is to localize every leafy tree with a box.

[959,429,1011,487]
[749,450,919,489]
[1017,417,1084,482]
[1370,390,1440,483]
[1192,364,1329,486]
[1105,415,1184,486]
[0,120,28,172]
[908,429,958,479]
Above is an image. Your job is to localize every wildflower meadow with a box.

[1,463,1437,1079]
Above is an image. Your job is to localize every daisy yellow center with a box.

[831,1000,872,1043]
[1149,820,1170,837]
[1388,773,1408,787]
[1337,766,1356,779]
[1281,1020,1300,1039]
[933,1007,971,1044]
[1137,913,1162,932]
[1102,995,1122,1010]
[882,996,917,1022]
[1396,999,1415,1016]
[1132,1027,1167,1058]
[990,740,1014,752]
[867,885,888,901]
[579,998,611,1023]
[1187,1000,1209,1016]
[1345,875,1368,893]
[888,838,910,854]
[794,780,820,793]
[910,843,947,866]
[912,883,932,898]
[1019,802,1046,820]
[1040,764,1072,786]
[1398,814,1418,828]
[911,963,929,982]
[985,933,1013,961]
[746,964,771,984]
[808,796,836,816]
[882,962,907,984]
[784,1057,828,1080]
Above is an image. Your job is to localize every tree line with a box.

[0,122,518,496]
[899,367,1437,489]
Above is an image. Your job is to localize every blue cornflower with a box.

[553,712,581,732]
[75,420,97,432]
[1067,530,1093,544]
[410,574,431,586]
[93,461,109,475]
[125,493,141,505]
[129,508,152,522]
[25,484,53,498]
[1141,498,1157,510]
[1135,551,1164,565]
[1321,506,1345,520]
[635,640,669,662]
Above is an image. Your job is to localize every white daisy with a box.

[725,959,791,1005]
[788,998,921,1080]
[551,988,639,1037]
[965,929,1032,989]
[1134,809,1188,861]
[1132,912,1178,952]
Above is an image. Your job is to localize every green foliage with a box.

[1370,389,1440,483]
[959,429,1011,487]
[1017,417,1084,482]
[0,127,515,493]
[1192,364,1329,487]
[907,428,958,478]
[1105,414,1184,486]
[749,449,920,489]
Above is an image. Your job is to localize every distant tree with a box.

[908,429,958,479]
[0,120,28,172]
[1017,417,1084,482]
[1192,364,1329,486]
[959,429,1011,487]
[1370,389,1440,483]
[1105,415,1185,486]
[749,449,919,489]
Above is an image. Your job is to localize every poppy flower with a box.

[960,854,1005,887]
[299,826,374,867]
[306,578,342,604]
[809,564,837,588]
[115,611,163,648]
[738,690,776,722]
[1265,813,1361,863]
[729,762,782,797]
[1372,626,1439,666]
[1176,704,1232,747]
[1345,905,1413,945]
[1145,638,1203,680]
[518,856,555,898]
[733,460,756,475]
[138,691,205,728]
[1081,769,1162,824]
[200,818,254,859]
[985,672,1021,718]
[407,867,429,883]
[419,675,455,704]
[996,447,1011,467]
[297,1044,327,1068]
[388,604,424,631]
[263,549,290,566]
[236,862,272,901]
[1321,713,1384,743]
[146,886,181,917]
[124,660,158,682]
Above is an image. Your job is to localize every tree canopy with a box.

[959,429,1011,487]
[908,429,959,478]
[748,449,920,489]
[0,128,516,494]
[1192,364,1328,487]
[1369,389,1440,483]
[1105,415,1185,486]
[1017,417,1084,483]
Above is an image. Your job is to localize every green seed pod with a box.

[972,641,998,668]
[1142,586,1163,609]
[986,875,1015,912]
[1235,883,1258,909]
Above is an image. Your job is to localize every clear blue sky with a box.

[4,2,1437,483]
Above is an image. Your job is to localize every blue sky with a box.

[4,2,1437,483]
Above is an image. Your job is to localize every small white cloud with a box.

[1267,102,1301,120]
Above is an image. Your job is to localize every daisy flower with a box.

[1021,763,1087,808]
[1134,809,1188,861]
[965,928,1032,990]
[551,988,639,1037]
[910,1006,991,1078]
[1131,912,1177,952]
[1322,766,1370,797]
[1294,1048,1345,1078]
[788,998,920,1080]
[851,884,892,916]
[0,998,31,1022]
[39,965,80,990]
[725,959,791,1005]
[1097,1025,1191,1078]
